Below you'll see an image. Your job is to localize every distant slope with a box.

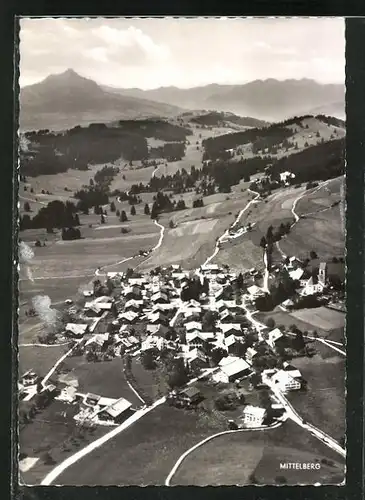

[19,69,182,132]
[186,111,269,128]
[110,79,345,122]
[201,115,345,162]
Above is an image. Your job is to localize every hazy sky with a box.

[19,17,345,89]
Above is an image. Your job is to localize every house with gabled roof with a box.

[271,369,301,392]
[300,274,325,296]
[241,405,267,427]
[186,331,208,351]
[123,286,142,299]
[151,291,169,304]
[147,311,168,325]
[245,347,259,364]
[267,328,285,349]
[65,323,89,338]
[219,323,242,337]
[186,348,209,371]
[98,397,133,423]
[214,356,250,383]
[220,309,235,323]
[185,320,202,332]
[118,311,139,324]
[124,299,144,311]
[225,335,242,354]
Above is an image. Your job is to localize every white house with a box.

[300,276,325,296]
[247,285,264,298]
[267,328,285,349]
[118,311,139,324]
[185,321,202,332]
[289,268,304,281]
[65,323,88,338]
[219,323,242,336]
[245,347,259,364]
[241,405,267,427]
[271,370,301,392]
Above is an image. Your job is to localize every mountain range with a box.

[19,69,182,131]
[105,78,345,122]
[19,70,345,131]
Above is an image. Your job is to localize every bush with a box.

[266,318,275,329]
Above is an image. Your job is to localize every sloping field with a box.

[213,235,265,272]
[139,216,230,271]
[19,344,66,378]
[290,307,345,331]
[295,176,344,216]
[279,205,344,260]
[287,352,345,444]
[61,356,142,407]
[254,309,345,342]
[19,400,109,485]
[23,164,105,199]
[171,420,344,486]
[57,404,227,485]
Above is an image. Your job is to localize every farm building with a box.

[98,398,133,423]
[65,323,89,338]
[186,348,209,371]
[214,356,251,383]
[176,386,202,406]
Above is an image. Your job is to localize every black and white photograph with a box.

[17,17,346,486]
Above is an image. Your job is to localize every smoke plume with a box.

[32,295,58,328]
[19,241,35,282]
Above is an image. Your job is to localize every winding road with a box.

[202,189,261,268]
[165,421,283,486]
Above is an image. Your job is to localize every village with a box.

[19,245,345,437]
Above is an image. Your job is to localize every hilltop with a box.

[202,115,345,163]
[19,69,182,132]
[108,79,345,121]
[177,111,269,129]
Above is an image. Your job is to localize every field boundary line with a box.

[19,342,69,348]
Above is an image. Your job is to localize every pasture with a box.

[295,176,344,216]
[19,400,109,485]
[254,308,345,342]
[168,420,344,486]
[60,356,142,407]
[19,344,66,378]
[290,307,345,332]
[279,204,344,260]
[213,236,265,272]
[57,403,227,486]
[287,352,345,444]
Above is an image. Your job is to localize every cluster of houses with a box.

[22,259,319,429]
